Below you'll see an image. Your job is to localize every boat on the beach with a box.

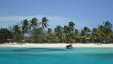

[66,44,73,49]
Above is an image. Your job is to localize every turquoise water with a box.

[0,48,113,64]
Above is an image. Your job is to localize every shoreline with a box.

[0,43,113,48]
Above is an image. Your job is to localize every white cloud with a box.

[0,15,85,29]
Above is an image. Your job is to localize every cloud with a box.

[0,15,85,29]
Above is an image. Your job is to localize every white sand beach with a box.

[0,43,113,48]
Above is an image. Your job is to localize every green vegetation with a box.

[0,28,12,43]
[0,17,113,43]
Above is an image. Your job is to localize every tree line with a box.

[0,17,113,43]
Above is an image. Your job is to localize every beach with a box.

[0,43,113,48]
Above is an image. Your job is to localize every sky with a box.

[0,0,113,30]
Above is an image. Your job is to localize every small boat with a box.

[66,44,73,49]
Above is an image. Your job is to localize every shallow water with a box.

[0,48,113,64]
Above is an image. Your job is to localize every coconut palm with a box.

[74,29,80,42]
[97,25,105,43]
[54,26,63,42]
[63,21,75,43]
[21,19,30,33]
[96,21,112,43]
[91,28,100,43]
[30,18,38,28]
[30,27,43,43]
[103,21,112,43]
[69,21,75,31]
[42,17,49,29]
[48,28,52,34]
[46,28,52,42]
[81,26,91,43]
[68,21,76,42]
[13,25,23,43]
[13,25,21,34]
[63,25,70,42]
[63,25,70,33]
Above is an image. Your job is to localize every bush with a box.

[0,28,12,43]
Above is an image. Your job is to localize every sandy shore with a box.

[0,43,113,48]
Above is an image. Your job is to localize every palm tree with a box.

[42,17,49,29]
[30,27,43,43]
[13,25,23,43]
[63,21,75,43]
[48,28,52,34]
[91,28,100,43]
[54,26,63,42]
[21,19,30,33]
[103,21,112,43]
[63,25,70,33]
[110,32,113,43]
[13,25,21,35]
[96,25,105,43]
[69,21,75,31]
[68,21,76,42]
[30,18,38,28]
[75,29,79,35]
[46,28,52,42]
[63,25,70,42]
[96,21,112,43]
[3,16,113,43]
[74,29,80,42]
[81,26,90,43]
